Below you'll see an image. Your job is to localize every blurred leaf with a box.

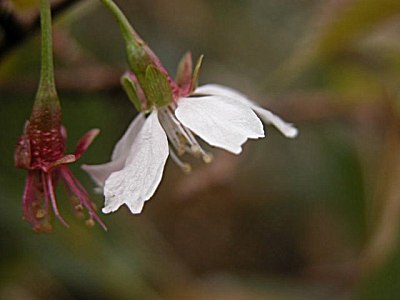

[273,0,400,91]
[317,0,400,57]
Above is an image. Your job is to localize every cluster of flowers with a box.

[15,0,298,232]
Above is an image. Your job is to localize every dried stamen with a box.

[45,172,70,228]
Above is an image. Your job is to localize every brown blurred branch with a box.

[0,0,82,62]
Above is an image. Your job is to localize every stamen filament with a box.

[45,172,69,228]
[159,109,184,154]
[159,104,215,167]
[60,167,107,231]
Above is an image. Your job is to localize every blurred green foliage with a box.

[1,0,400,299]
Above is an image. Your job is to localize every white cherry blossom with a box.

[83,84,297,214]
[89,0,299,215]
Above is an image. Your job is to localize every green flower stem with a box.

[99,0,156,82]
[100,0,175,109]
[99,0,140,46]
[34,0,59,110]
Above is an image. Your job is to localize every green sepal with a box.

[121,74,143,112]
[190,54,204,92]
[175,51,193,88]
[144,65,173,108]
[126,43,153,82]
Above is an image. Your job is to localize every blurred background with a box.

[1,0,400,299]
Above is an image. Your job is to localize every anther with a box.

[169,148,192,174]
[74,203,83,211]
[202,152,213,163]
[182,163,192,174]
[35,209,46,219]
[190,145,202,158]
[85,218,95,227]
[177,145,186,156]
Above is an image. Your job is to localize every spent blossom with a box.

[83,0,298,214]
[15,0,105,232]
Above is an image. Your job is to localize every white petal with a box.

[111,113,146,160]
[82,159,125,188]
[82,114,146,187]
[196,84,298,138]
[102,110,169,214]
[175,95,264,154]
[195,84,249,101]
[251,106,298,138]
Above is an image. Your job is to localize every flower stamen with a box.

[158,108,185,155]
[35,208,46,219]
[85,218,96,228]
[45,172,69,228]
[169,148,191,174]
[158,105,212,168]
